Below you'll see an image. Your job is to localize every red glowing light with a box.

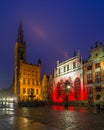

[51,78,87,103]
[52,105,64,111]
[68,106,76,111]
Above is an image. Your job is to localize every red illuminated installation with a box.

[51,77,87,103]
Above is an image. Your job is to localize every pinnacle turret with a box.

[17,20,24,43]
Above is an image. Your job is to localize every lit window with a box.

[36,89,39,94]
[32,79,34,85]
[27,88,30,94]
[23,78,25,84]
[28,78,30,85]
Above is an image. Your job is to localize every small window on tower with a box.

[95,53,98,57]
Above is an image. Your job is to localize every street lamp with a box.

[64,83,70,107]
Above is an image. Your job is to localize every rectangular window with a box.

[36,89,39,94]
[87,73,92,84]
[95,71,100,82]
[87,65,92,71]
[31,88,34,95]
[28,78,30,85]
[23,78,25,84]
[32,79,34,85]
[27,88,30,94]
[96,86,102,92]
[64,66,65,72]
[67,64,69,71]
[73,62,76,69]
[23,88,26,94]
[58,68,60,74]
[95,63,100,68]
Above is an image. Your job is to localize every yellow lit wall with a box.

[19,62,42,101]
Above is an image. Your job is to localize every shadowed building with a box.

[14,22,42,102]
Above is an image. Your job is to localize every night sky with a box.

[0,0,104,89]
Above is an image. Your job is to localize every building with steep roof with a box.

[52,50,87,103]
[83,42,104,103]
[14,22,42,102]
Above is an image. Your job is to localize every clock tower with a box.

[14,21,26,98]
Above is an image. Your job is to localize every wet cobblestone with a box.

[0,106,104,130]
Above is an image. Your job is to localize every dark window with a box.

[64,66,65,72]
[87,65,92,70]
[96,86,102,92]
[67,64,69,71]
[95,53,98,57]
[95,63,100,68]
[73,62,76,69]
[96,95,101,100]
[87,87,93,102]
[58,68,60,74]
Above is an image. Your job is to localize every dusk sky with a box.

[0,0,104,89]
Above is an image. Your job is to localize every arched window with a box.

[74,78,81,100]
[56,82,61,99]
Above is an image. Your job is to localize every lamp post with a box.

[64,84,70,107]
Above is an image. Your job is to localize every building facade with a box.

[41,74,49,101]
[83,42,104,103]
[52,50,87,103]
[14,22,41,102]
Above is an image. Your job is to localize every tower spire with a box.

[17,20,24,43]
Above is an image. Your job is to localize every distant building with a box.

[52,50,87,103]
[41,74,54,102]
[83,42,104,103]
[14,21,42,102]
[41,74,49,101]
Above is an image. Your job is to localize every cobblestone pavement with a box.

[0,105,104,130]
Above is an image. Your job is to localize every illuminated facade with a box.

[83,42,104,103]
[14,22,41,102]
[52,50,86,103]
